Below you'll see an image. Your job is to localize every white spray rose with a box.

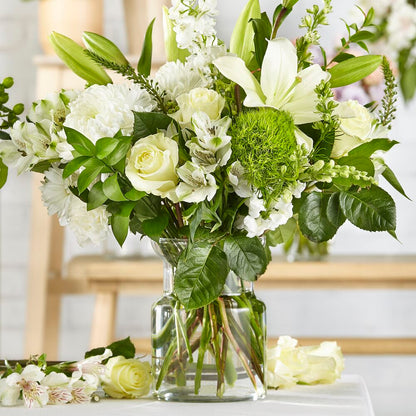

[125,132,179,198]
[331,100,387,158]
[174,88,225,125]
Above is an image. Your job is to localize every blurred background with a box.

[0,0,415,414]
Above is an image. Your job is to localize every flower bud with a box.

[49,32,112,86]
[2,77,13,89]
[13,103,24,115]
[82,32,129,66]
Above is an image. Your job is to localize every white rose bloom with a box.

[331,100,387,158]
[64,83,156,142]
[40,165,76,225]
[175,161,217,203]
[174,88,225,125]
[68,198,110,247]
[126,132,179,198]
[154,61,203,101]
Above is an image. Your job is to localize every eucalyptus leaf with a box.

[299,192,338,242]
[339,185,396,231]
[223,236,267,281]
[174,242,229,310]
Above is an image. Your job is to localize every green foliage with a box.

[137,18,155,77]
[382,164,410,200]
[110,201,137,246]
[64,127,95,156]
[133,112,173,142]
[174,242,229,310]
[378,57,398,129]
[84,337,135,361]
[103,174,127,202]
[347,139,398,158]
[77,158,105,193]
[230,108,299,201]
[223,236,267,281]
[298,192,338,242]
[339,185,396,232]
[87,181,108,210]
[0,158,7,189]
[0,77,24,131]
[251,13,272,68]
[266,216,297,246]
[328,55,383,88]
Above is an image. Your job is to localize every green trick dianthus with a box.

[230,108,300,200]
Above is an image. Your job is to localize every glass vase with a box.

[151,239,267,402]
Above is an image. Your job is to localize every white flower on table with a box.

[1,365,48,408]
[41,372,72,405]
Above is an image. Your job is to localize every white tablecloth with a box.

[0,375,374,416]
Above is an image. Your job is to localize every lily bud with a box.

[162,6,189,63]
[49,32,112,86]
[230,0,261,67]
[82,32,129,66]
[282,0,300,8]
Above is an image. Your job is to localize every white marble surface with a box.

[0,375,374,416]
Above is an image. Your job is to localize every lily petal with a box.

[261,38,298,108]
[283,64,330,124]
[295,127,313,153]
[214,56,266,106]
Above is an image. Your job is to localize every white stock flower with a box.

[331,100,388,158]
[386,1,416,54]
[68,198,110,247]
[187,111,231,172]
[176,161,217,203]
[64,83,156,142]
[125,132,179,198]
[174,88,225,125]
[267,336,344,389]
[214,38,330,125]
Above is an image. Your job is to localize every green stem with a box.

[271,7,289,39]
[194,306,211,394]
[208,303,224,397]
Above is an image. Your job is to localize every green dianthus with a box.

[230,108,300,201]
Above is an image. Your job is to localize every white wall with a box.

[0,0,415,364]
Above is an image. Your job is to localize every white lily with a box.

[214,37,330,150]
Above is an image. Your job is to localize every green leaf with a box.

[332,52,355,63]
[382,164,411,200]
[64,127,95,156]
[400,61,416,101]
[31,160,57,174]
[125,188,146,201]
[0,131,11,141]
[230,0,261,66]
[299,192,338,242]
[49,32,112,85]
[251,13,272,68]
[266,216,297,246]
[223,236,267,281]
[141,212,169,241]
[189,203,203,241]
[103,174,127,202]
[337,156,375,176]
[137,18,155,77]
[95,137,119,159]
[329,55,383,88]
[84,337,135,360]
[350,30,374,43]
[326,192,346,228]
[339,185,396,231]
[110,201,137,246]
[77,158,105,193]
[0,158,8,189]
[175,242,229,310]
[347,139,398,158]
[87,181,107,210]
[132,112,173,142]
[63,156,90,179]
[104,136,132,166]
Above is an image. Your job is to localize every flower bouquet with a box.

[0,0,405,403]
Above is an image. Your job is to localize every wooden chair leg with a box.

[90,292,118,348]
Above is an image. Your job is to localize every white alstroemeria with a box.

[214,37,330,149]
[187,111,232,172]
[228,161,252,198]
[0,140,20,167]
[0,377,20,407]
[371,150,386,182]
[41,372,72,405]
[69,378,96,404]
[5,365,48,408]
[176,161,217,203]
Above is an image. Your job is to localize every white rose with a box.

[331,100,375,158]
[174,88,225,125]
[125,132,179,198]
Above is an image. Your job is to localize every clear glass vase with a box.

[151,239,267,402]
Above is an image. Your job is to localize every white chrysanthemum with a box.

[64,83,156,142]
[154,61,203,100]
[68,198,110,247]
[40,166,75,225]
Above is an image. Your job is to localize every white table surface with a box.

[0,375,374,416]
